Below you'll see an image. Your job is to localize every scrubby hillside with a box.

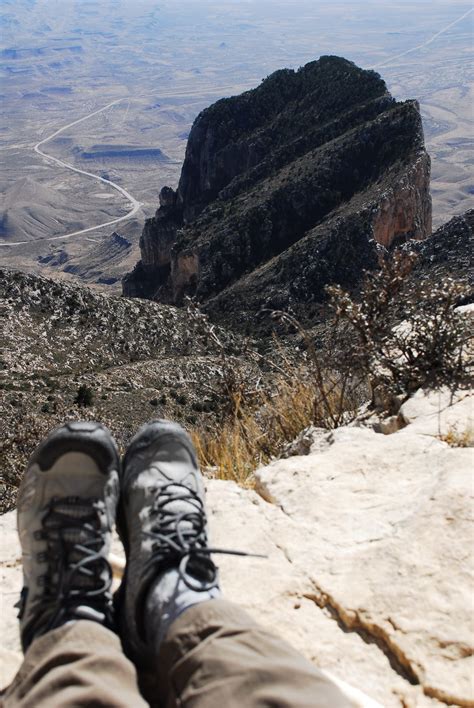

[3,212,471,513]
[0,267,262,512]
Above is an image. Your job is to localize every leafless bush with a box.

[327,251,472,413]
[269,311,364,428]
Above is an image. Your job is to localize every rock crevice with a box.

[302,588,421,688]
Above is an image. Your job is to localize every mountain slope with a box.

[0,266,257,512]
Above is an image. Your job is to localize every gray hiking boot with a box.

[16,421,120,651]
[116,420,220,669]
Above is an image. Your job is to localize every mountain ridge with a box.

[123,56,432,327]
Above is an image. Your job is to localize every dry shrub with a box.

[191,373,311,486]
[186,297,363,486]
[439,424,474,448]
[327,251,473,413]
[192,358,360,486]
[191,252,472,484]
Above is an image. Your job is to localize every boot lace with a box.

[143,482,265,592]
[30,495,113,634]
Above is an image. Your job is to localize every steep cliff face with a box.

[123,56,432,324]
[371,152,432,248]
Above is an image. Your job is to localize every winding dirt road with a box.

[1,98,143,247]
[1,82,257,248]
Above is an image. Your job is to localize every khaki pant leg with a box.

[157,599,352,708]
[4,620,147,708]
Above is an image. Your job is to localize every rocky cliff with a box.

[123,56,432,326]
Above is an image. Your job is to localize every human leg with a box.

[118,419,352,708]
[4,621,147,708]
[4,421,146,708]
[157,598,351,708]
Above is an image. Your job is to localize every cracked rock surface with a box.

[1,389,472,706]
[253,389,473,706]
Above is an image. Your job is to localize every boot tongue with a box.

[162,484,204,545]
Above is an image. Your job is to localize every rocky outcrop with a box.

[2,387,472,706]
[254,388,473,707]
[371,153,432,248]
[411,208,473,287]
[123,56,431,326]
[124,189,183,299]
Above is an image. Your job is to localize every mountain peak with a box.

[123,56,431,332]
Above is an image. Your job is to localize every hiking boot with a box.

[116,420,220,668]
[16,421,120,651]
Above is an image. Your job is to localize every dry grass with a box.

[185,298,364,486]
[439,424,474,448]
[191,366,358,486]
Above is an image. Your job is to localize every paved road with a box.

[1,98,143,247]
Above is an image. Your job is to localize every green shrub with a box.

[74,384,94,408]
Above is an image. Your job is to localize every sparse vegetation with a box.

[188,303,362,485]
[191,371,327,486]
[1,256,471,512]
[439,424,473,448]
[327,252,472,414]
[189,252,472,484]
